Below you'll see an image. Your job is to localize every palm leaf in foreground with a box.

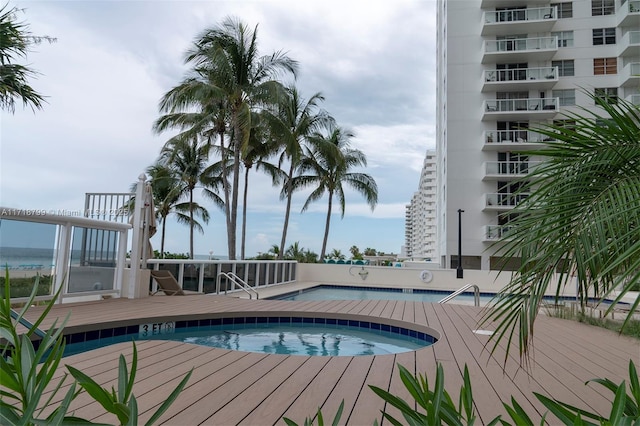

[481,94,640,364]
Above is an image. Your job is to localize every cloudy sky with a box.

[1,0,436,258]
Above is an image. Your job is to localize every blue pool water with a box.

[62,316,435,357]
[270,285,490,304]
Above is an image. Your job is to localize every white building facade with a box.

[405,150,438,260]
[436,0,639,270]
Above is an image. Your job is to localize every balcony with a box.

[484,192,530,211]
[482,37,557,64]
[483,160,542,180]
[619,31,640,57]
[482,67,558,92]
[483,130,554,151]
[481,0,548,8]
[620,62,640,87]
[483,97,559,121]
[484,225,514,242]
[618,0,640,27]
[627,94,640,106]
[482,7,557,36]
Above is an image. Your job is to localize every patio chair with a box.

[150,270,187,295]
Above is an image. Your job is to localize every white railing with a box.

[485,37,557,53]
[147,259,297,295]
[484,130,554,144]
[485,161,542,176]
[485,97,559,112]
[439,284,480,306]
[484,66,557,83]
[627,94,640,106]
[217,272,259,299]
[485,225,514,240]
[629,0,640,12]
[484,6,556,24]
[486,192,530,208]
[0,207,131,303]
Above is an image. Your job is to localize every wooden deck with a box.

[22,293,640,425]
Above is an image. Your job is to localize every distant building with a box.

[436,0,639,270]
[405,150,438,260]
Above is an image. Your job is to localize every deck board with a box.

[13,293,638,425]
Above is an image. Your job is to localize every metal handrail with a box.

[439,284,480,307]
[217,272,259,299]
[10,308,46,338]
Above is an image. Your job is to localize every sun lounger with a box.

[150,270,188,295]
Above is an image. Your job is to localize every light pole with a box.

[457,209,464,279]
[209,250,213,261]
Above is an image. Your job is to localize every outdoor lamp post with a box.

[209,250,213,260]
[457,209,464,279]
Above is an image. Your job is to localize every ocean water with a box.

[0,247,58,270]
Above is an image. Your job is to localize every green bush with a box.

[0,275,52,297]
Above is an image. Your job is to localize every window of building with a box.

[552,60,575,76]
[595,87,618,104]
[552,31,574,47]
[592,0,615,15]
[552,89,576,106]
[593,57,617,75]
[592,28,616,45]
[551,2,573,18]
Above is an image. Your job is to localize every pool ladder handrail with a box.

[217,272,259,299]
[11,308,47,338]
[438,284,480,307]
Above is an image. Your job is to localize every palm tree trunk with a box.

[241,165,250,260]
[219,131,234,260]
[279,163,295,259]
[320,191,333,261]
[189,188,194,259]
[160,215,167,259]
[229,122,243,260]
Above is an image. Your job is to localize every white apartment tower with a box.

[405,150,438,260]
[436,0,639,270]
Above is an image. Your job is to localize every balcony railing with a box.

[485,129,555,144]
[485,97,558,112]
[619,0,640,27]
[484,66,557,83]
[484,7,555,23]
[627,94,640,106]
[485,192,530,208]
[621,62,640,87]
[620,31,640,56]
[485,37,557,53]
[485,160,542,177]
[485,225,514,241]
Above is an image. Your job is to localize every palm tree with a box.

[239,115,283,259]
[182,16,298,259]
[262,86,332,259]
[160,136,224,259]
[285,241,305,261]
[143,163,191,258]
[328,249,345,260]
[293,125,378,260]
[0,5,55,113]
[482,94,640,363]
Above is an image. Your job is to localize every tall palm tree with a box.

[0,5,55,113]
[262,86,332,259]
[293,125,378,260]
[160,136,223,259]
[481,94,640,364]
[239,115,283,259]
[183,16,298,259]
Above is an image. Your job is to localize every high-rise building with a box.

[405,150,438,260]
[436,0,639,270]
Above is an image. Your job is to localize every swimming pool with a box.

[270,285,490,304]
[61,316,437,357]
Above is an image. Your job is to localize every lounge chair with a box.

[150,270,187,295]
